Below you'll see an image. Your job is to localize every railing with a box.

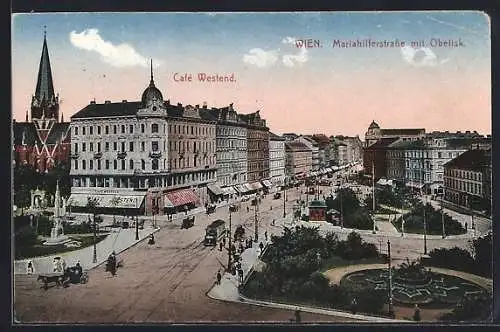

[117,151,127,159]
[93,152,103,159]
[149,150,162,158]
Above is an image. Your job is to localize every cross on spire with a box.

[43,25,47,38]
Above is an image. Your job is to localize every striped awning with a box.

[68,193,145,209]
[222,186,237,195]
[262,180,273,188]
[234,184,250,194]
[207,183,224,196]
[165,189,200,207]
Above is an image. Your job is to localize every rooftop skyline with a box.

[12,11,491,137]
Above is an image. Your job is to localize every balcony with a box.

[93,152,103,159]
[70,153,79,159]
[117,151,127,159]
[149,150,162,158]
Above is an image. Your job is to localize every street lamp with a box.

[283,178,287,218]
[135,215,139,241]
[441,196,446,239]
[372,160,376,234]
[387,239,394,317]
[227,208,232,272]
[339,189,344,229]
[254,196,259,243]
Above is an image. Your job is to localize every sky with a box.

[12,11,491,138]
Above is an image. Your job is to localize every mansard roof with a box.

[269,132,285,140]
[444,149,491,171]
[380,128,425,136]
[285,141,310,151]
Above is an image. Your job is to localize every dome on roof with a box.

[368,120,380,129]
[141,60,164,106]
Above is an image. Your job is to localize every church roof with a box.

[12,122,70,146]
[368,120,380,129]
[35,32,55,102]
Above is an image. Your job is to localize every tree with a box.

[440,292,492,322]
[471,233,492,278]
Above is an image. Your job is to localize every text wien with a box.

[295,39,322,48]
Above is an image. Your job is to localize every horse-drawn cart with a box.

[181,216,195,229]
[37,267,89,290]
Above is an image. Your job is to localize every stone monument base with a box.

[43,235,71,246]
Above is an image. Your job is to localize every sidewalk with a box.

[14,226,159,275]
[207,215,407,323]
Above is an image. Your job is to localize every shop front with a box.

[207,183,224,203]
[68,189,146,216]
[163,188,200,215]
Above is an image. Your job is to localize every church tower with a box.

[30,27,59,126]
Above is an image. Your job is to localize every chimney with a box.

[177,103,182,107]
[90,100,96,104]
[105,100,111,104]
[195,104,199,109]
[166,99,170,105]
[122,100,127,103]
[203,101,207,109]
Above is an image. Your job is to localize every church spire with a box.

[25,110,29,122]
[35,26,55,103]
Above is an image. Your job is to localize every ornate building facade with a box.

[269,132,286,188]
[69,63,216,215]
[364,120,425,148]
[13,31,70,172]
[241,111,270,185]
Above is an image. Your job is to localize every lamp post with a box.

[387,239,394,317]
[283,178,287,218]
[372,160,376,234]
[441,196,446,239]
[135,215,139,241]
[227,208,232,272]
[339,189,344,229]
[254,197,259,243]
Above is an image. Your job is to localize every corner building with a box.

[69,65,216,216]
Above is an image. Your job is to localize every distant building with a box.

[13,31,70,173]
[207,104,247,199]
[363,137,399,180]
[296,136,320,170]
[285,141,312,179]
[443,148,491,215]
[269,132,286,189]
[240,111,270,192]
[310,134,331,167]
[364,120,425,147]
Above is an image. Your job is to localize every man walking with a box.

[238,267,244,284]
[219,241,223,251]
[264,231,268,241]
[216,270,222,285]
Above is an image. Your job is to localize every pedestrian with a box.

[27,260,34,275]
[239,243,244,253]
[259,242,264,253]
[247,206,249,213]
[52,258,58,273]
[219,241,223,251]
[413,304,421,321]
[222,237,226,247]
[216,270,222,285]
[272,219,275,226]
[465,222,468,231]
[295,309,301,323]
[264,231,268,241]
[238,267,244,283]
[351,298,358,314]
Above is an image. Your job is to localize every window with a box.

[141,124,145,133]
[129,142,134,152]
[152,123,159,133]
[105,142,109,151]
[129,124,134,134]
[113,160,117,170]
[89,160,93,169]
[82,160,86,169]
[121,125,125,134]
[113,125,117,134]
[73,143,78,153]
[82,143,86,152]
[105,160,110,169]
[169,125,171,132]
[105,125,109,134]
[97,160,101,170]
[97,142,101,152]
[141,160,146,170]
[152,141,159,151]
[74,127,79,135]
[152,159,159,170]
[113,142,117,151]
[129,159,134,169]
[98,126,102,135]
[74,160,78,170]
[121,142,125,152]
[121,160,125,170]
[191,126,194,135]
[90,142,94,152]
[141,142,145,152]
[83,127,86,135]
